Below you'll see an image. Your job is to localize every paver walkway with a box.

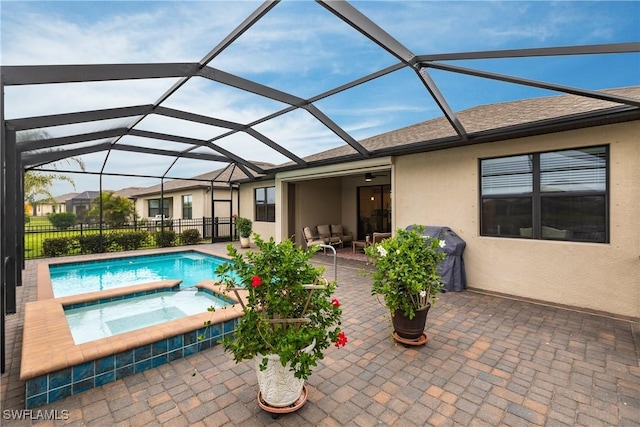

[2,244,639,426]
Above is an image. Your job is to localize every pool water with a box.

[49,251,233,297]
[64,289,231,344]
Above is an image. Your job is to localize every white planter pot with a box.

[239,236,250,248]
[255,340,315,407]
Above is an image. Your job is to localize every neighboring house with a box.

[129,162,275,221]
[65,191,102,223]
[31,192,77,216]
[232,87,639,320]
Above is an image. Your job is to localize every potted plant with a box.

[235,216,252,248]
[364,225,446,343]
[213,234,346,409]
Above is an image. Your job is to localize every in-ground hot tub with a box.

[21,279,247,408]
[65,286,232,344]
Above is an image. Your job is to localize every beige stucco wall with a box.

[238,180,276,242]
[394,121,640,319]
[134,187,235,220]
[294,177,343,245]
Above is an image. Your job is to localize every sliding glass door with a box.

[357,185,391,239]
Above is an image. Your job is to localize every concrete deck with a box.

[2,243,639,426]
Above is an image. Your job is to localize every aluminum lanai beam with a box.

[17,129,127,152]
[7,105,155,131]
[415,42,640,62]
[129,129,266,174]
[316,0,467,140]
[154,106,246,131]
[421,61,640,108]
[243,129,308,165]
[316,0,415,65]
[110,144,229,162]
[416,68,469,141]
[1,63,199,85]
[109,0,280,177]
[22,142,113,167]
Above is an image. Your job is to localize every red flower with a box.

[331,298,340,308]
[251,275,262,288]
[334,332,347,348]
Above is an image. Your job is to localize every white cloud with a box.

[3,0,638,196]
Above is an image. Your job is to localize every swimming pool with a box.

[65,288,232,344]
[48,251,233,297]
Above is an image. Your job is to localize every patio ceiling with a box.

[2,0,639,187]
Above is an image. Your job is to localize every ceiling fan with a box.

[364,172,388,182]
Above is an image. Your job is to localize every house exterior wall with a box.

[238,180,276,241]
[393,121,639,319]
[133,187,235,220]
[32,202,65,216]
[294,178,343,245]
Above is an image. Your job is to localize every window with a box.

[182,195,193,219]
[148,198,172,218]
[480,146,608,243]
[255,186,275,222]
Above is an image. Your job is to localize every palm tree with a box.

[19,130,86,214]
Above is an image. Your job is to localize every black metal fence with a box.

[24,217,236,259]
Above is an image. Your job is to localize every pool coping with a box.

[23,252,250,381]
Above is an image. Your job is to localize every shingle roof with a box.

[284,86,640,165]
[130,161,276,196]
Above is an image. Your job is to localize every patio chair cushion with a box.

[331,224,353,244]
[303,226,317,241]
[303,226,325,248]
[317,224,341,245]
[372,232,392,245]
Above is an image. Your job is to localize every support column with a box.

[4,127,17,314]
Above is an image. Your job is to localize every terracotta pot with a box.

[391,304,430,341]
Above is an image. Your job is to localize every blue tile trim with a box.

[24,317,234,409]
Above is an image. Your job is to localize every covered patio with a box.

[2,244,638,425]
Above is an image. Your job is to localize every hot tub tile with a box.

[168,335,183,350]
[49,385,72,403]
[183,331,197,345]
[152,354,168,368]
[115,365,134,380]
[115,350,134,368]
[49,368,72,389]
[26,376,47,396]
[95,355,115,374]
[72,378,94,394]
[134,344,152,361]
[95,371,116,386]
[167,349,182,362]
[183,343,198,357]
[152,339,168,355]
[134,358,153,374]
[26,392,49,409]
[72,361,95,381]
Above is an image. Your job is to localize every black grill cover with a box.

[406,225,467,292]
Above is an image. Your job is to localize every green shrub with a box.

[43,237,74,257]
[235,216,252,238]
[77,234,112,254]
[49,212,76,230]
[155,230,177,247]
[180,229,201,245]
[112,231,149,251]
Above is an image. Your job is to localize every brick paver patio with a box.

[2,244,639,426]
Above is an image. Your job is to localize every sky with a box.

[1,0,639,196]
